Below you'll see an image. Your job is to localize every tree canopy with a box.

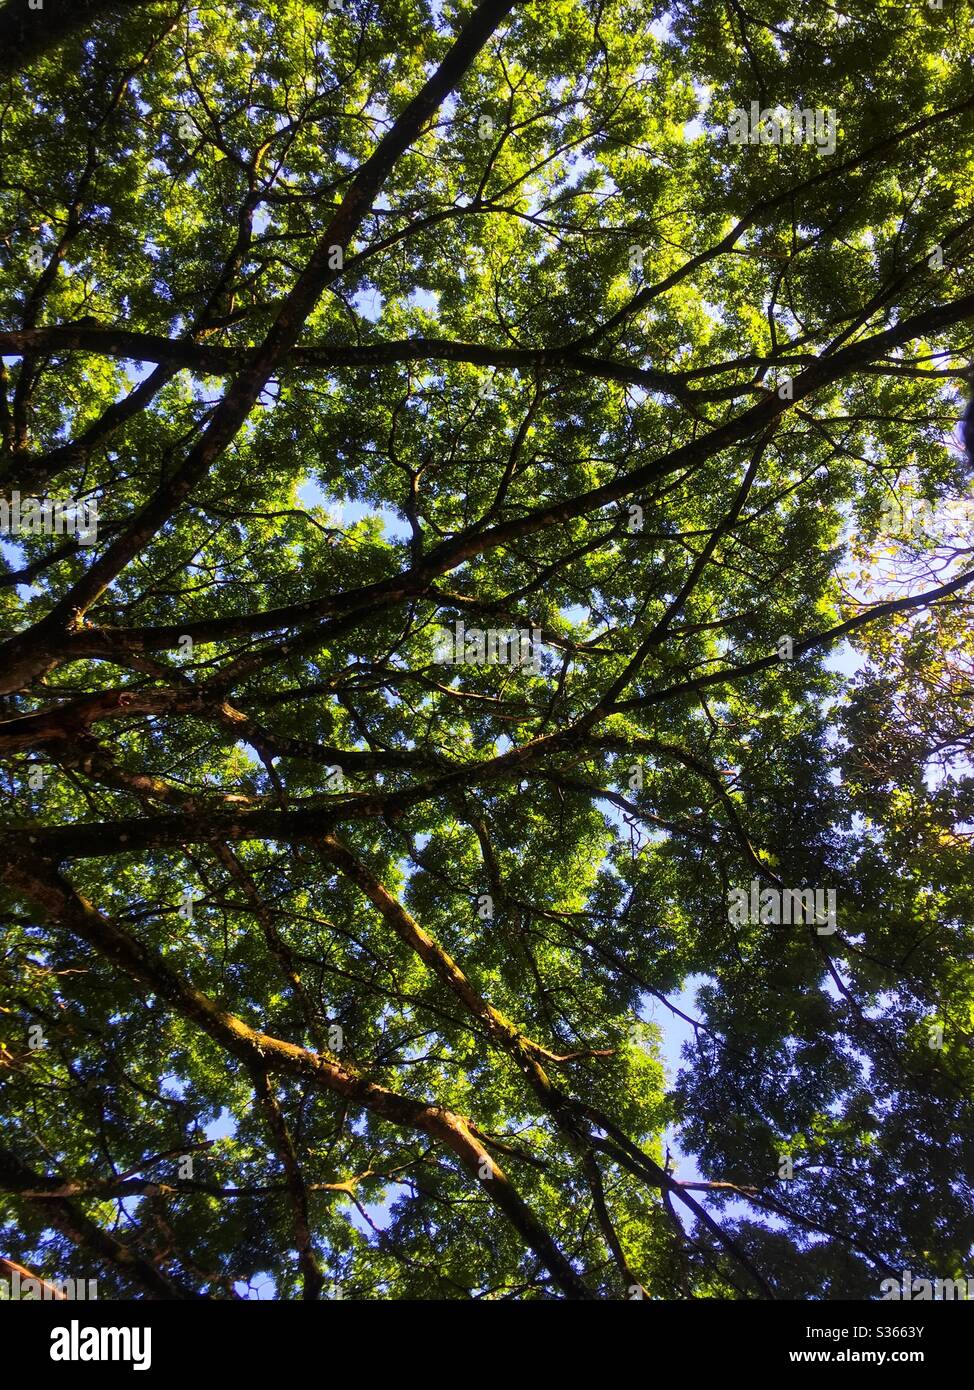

[1,0,973,1301]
